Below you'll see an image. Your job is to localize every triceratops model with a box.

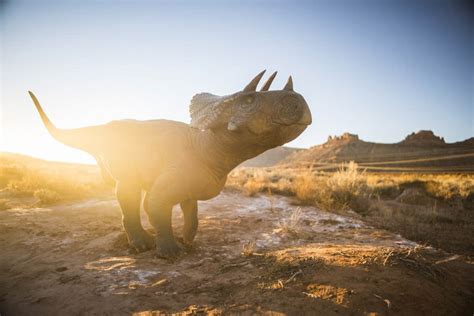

[29,70,312,258]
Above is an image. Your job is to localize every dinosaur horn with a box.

[243,70,266,92]
[260,71,278,91]
[283,76,293,91]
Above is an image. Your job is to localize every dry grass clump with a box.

[377,246,447,282]
[1,153,113,205]
[424,176,472,200]
[33,188,61,205]
[253,255,321,291]
[367,173,474,201]
[241,241,257,257]
[292,169,325,202]
[294,162,370,212]
[328,162,368,201]
[277,207,303,236]
[304,284,351,306]
[226,167,295,197]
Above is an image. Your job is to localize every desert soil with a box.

[0,192,473,315]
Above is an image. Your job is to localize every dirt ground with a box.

[0,192,473,315]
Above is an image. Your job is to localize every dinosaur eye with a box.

[237,95,260,113]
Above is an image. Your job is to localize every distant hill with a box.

[0,152,102,189]
[280,131,474,172]
[240,146,301,167]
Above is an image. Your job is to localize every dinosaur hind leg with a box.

[116,182,154,252]
[146,173,187,259]
[180,199,198,246]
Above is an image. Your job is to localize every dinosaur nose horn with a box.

[283,76,293,91]
[260,71,278,91]
[243,70,266,92]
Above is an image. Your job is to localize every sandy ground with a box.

[0,192,473,315]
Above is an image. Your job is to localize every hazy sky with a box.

[1,0,473,163]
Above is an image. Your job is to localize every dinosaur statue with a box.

[29,70,312,258]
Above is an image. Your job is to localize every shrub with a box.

[293,162,370,212]
[278,207,303,236]
[34,189,60,205]
[326,162,369,211]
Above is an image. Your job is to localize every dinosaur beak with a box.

[299,106,312,125]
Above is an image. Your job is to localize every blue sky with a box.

[1,0,472,163]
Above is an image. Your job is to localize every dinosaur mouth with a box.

[299,108,312,125]
[272,108,312,127]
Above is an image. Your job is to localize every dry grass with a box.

[241,241,257,257]
[1,153,113,205]
[228,162,372,212]
[277,207,303,236]
[226,164,474,255]
[227,163,473,209]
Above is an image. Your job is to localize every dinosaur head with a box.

[189,70,312,147]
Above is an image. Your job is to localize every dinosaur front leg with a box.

[180,199,198,245]
[146,175,184,259]
[116,182,154,252]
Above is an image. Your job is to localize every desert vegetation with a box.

[226,163,474,255]
[0,153,112,208]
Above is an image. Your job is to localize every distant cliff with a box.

[242,131,474,172]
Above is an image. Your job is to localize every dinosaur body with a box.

[96,119,235,199]
[29,70,312,258]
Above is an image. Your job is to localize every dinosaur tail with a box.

[28,91,101,154]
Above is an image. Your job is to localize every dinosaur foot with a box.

[176,236,194,250]
[156,238,183,260]
[129,232,155,253]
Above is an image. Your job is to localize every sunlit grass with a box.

[227,164,474,208]
[226,163,474,254]
[1,153,113,206]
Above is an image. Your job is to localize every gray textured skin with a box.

[29,70,312,258]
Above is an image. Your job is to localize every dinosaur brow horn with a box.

[283,76,293,91]
[260,71,278,91]
[243,70,266,92]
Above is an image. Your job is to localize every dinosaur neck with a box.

[195,129,270,179]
